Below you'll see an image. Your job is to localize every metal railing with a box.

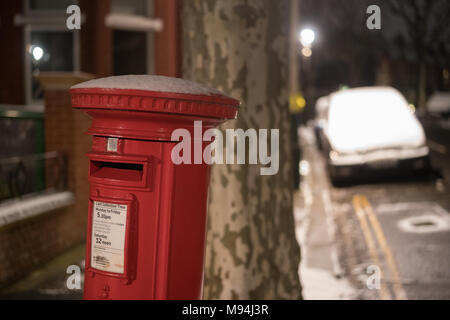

[0,151,67,202]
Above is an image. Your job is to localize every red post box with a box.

[70,75,239,300]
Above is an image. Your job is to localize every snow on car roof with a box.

[315,96,329,112]
[71,74,226,96]
[329,86,408,110]
[326,86,425,153]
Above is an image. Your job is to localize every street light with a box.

[299,28,315,58]
[301,47,312,58]
[31,45,44,61]
[299,28,315,47]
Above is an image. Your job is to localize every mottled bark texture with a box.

[181,0,302,299]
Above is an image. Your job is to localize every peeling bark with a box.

[181,0,302,299]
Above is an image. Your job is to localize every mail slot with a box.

[70,75,239,299]
[90,161,144,181]
[88,153,151,189]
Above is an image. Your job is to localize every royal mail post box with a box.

[70,75,239,300]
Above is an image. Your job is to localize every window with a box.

[30,31,74,100]
[17,0,80,104]
[113,30,147,75]
[27,0,73,12]
[111,0,148,16]
[107,0,159,76]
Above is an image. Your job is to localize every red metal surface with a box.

[70,83,239,300]
[70,88,239,119]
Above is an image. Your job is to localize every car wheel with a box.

[413,156,431,177]
[328,164,347,186]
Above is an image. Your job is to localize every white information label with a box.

[91,201,128,274]
[107,137,118,152]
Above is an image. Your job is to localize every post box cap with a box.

[70,75,239,120]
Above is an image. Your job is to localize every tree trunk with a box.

[181,0,302,299]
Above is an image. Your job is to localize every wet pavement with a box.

[0,244,85,300]
[296,125,450,300]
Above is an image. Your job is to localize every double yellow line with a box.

[352,195,408,300]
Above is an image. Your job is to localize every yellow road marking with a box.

[352,195,392,300]
[359,196,408,300]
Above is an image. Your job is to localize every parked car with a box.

[419,92,450,133]
[426,92,450,117]
[321,87,430,184]
[313,95,329,151]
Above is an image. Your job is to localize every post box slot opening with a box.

[90,160,144,182]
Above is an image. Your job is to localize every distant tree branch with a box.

[387,0,415,29]
[387,0,450,59]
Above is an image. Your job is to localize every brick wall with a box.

[0,73,94,287]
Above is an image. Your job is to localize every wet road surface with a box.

[296,125,450,300]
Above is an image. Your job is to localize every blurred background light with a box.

[32,46,44,61]
[301,46,312,57]
[299,28,315,46]
[290,92,307,112]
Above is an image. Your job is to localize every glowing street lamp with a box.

[31,45,44,61]
[299,28,315,47]
[301,47,312,58]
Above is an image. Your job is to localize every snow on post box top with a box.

[70,75,239,120]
